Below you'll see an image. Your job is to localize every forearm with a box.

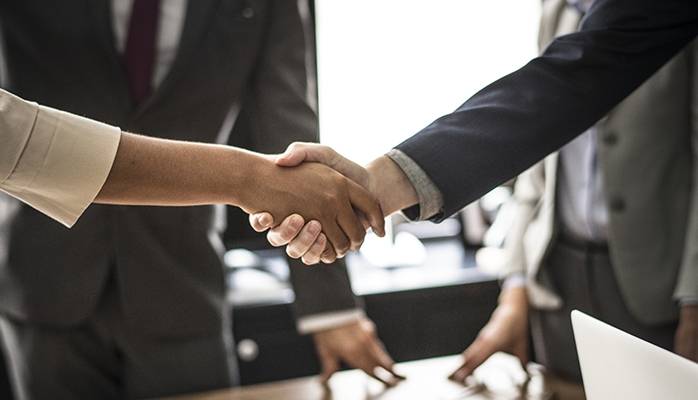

[96,132,261,207]
[98,133,382,255]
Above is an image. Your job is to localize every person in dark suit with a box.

[0,1,398,399]
[256,0,698,262]
[446,0,698,392]
[251,0,698,367]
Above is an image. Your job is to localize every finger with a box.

[277,144,370,188]
[355,209,372,232]
[449,341,494,382]
[346,350,389,385]
[301,233,327,265]
[366,352,405,383]
[286,220,322,259]
[276,142,338,167]
[249,212,274,232]
[317,352,341,384]
[366,367,395,387]
[335,202,367,253]
[320,242,338,264]
[275,142,319,167]
[346,179,385,237]
[320,215,352,257]
[368,339,406,380]
[266,215,305,247]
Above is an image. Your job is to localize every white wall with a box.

[315,0,542,165]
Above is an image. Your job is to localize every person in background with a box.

[0,2,397,399]
[445,0,698,392]
[255,0,698,265]
[260,0,698,390]
[250,0,698,392]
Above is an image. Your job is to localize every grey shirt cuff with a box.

[385,149,443,221]
[679,298,698,307]
[296,308,366,334]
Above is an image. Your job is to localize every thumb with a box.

[276,142,345,168]
[275,142,322,167]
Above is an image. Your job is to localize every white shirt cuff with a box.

[2,101,120,227]
[296,308,366,334]
[501,273,527,289]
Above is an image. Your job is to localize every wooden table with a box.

[156,353,583,400]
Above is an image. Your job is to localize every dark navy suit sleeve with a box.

[395,0,698,222]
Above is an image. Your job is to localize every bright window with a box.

[315,0,541,164]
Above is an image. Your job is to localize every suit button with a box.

[242,7,255,19]
[237,338,259,362]
[609,197,625,212]
[602,132,618,145]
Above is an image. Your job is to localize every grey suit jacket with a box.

[502,0,698,325]
[0,0,360,338]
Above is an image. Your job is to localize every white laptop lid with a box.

[571,310,698,400]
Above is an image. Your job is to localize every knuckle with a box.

[334,238,350,254]
[288,142,301,151]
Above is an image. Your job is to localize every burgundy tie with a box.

[124,0,161,105]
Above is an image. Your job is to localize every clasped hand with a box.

[242,148,385,259]
[249,142,419,264]
[250,143,380,264]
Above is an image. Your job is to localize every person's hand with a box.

[250,142,418,263]
[674,304,698,362]
[250,213,335,264]
[250,143,378,264]
[275,142,373,189]
[312,317,405,386]
[449,285,530,382]
[242,157,384,257]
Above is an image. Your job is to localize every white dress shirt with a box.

[111,0,188,89]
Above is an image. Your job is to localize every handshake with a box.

[92,132,419,264]
[243,142,419,265]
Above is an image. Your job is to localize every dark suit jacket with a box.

[0,0,359,338]
[502,0,698,325]
[395,0,698,222]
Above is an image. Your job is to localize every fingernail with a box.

[259,214,272,227]
[307,221,320,235]
[289,215,303,230]
[451,370,467,382]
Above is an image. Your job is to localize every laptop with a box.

[571,310,698,400]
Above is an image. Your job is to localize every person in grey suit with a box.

[445,0,698,387]
[0,1,398,399]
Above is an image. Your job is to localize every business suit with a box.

[0,1,360,398]
[395,0,698,222]
[499,0,698,379]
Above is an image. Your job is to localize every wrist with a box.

[365,155,419,216]
[499,285,528,311]
[227,149,273,210]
